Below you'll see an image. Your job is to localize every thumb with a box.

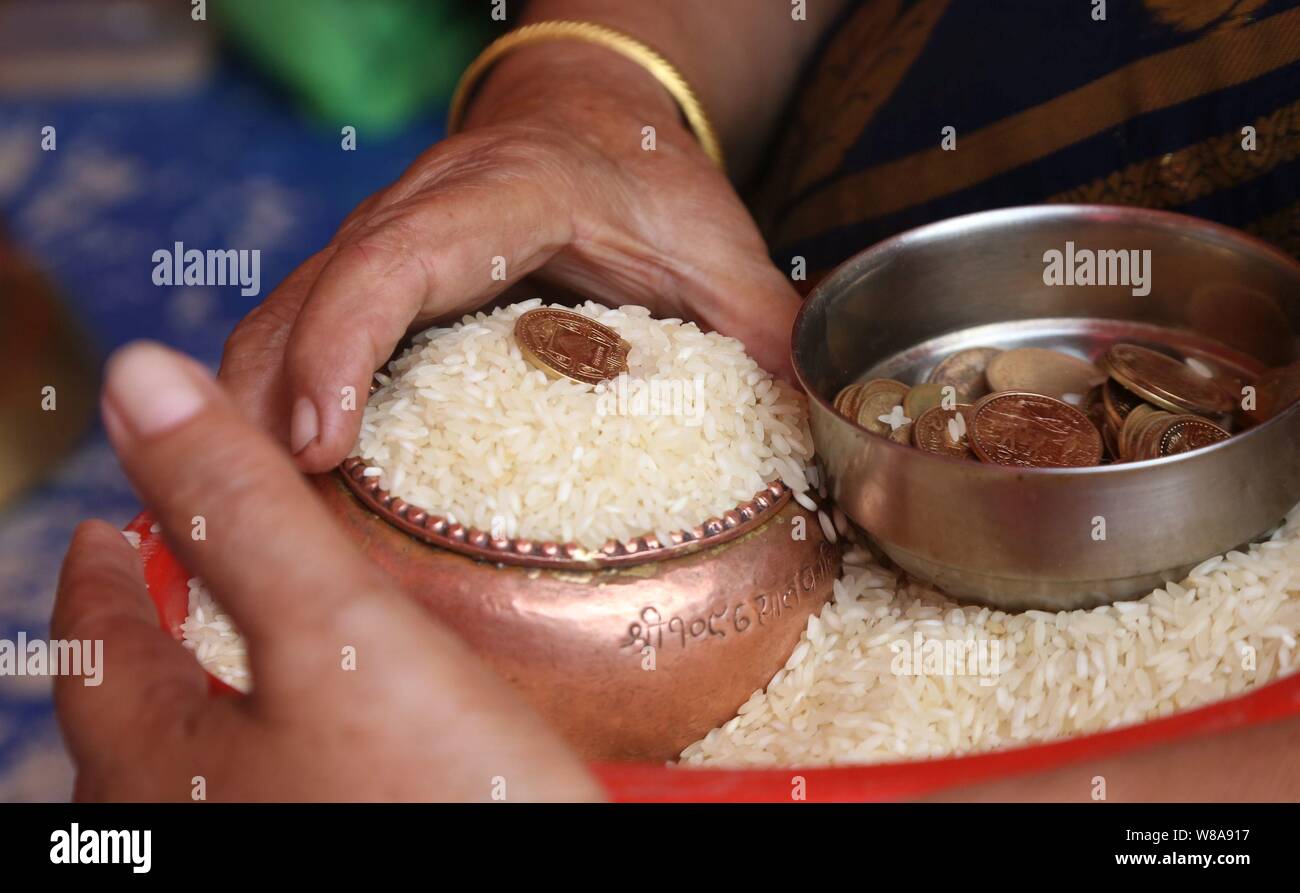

[282,180,572,473]
[99,340,409,701]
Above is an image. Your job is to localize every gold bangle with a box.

[447,20,725,171]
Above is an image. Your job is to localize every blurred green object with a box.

[216,0,493,132]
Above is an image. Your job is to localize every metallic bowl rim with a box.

[338,456,794,570]
[791,203,1300,477]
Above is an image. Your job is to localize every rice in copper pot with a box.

[354,299,814,549]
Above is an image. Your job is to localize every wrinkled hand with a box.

[218,47,800,472]
[54,342,602,801]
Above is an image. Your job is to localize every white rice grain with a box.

[680,502,1300,767]
[179,578,250,693]
[354,302,814,548]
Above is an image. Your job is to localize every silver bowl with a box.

[793,205,1300,610]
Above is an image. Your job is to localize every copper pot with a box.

[311,470,841,761]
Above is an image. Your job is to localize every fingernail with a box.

[104,342,209,438]
[100,396,126,444]
[290,396,319,454]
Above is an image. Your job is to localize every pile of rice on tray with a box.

[180,298,1300,768]
[682,504,1300,767]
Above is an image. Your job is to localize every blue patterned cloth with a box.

[0,62,444,800]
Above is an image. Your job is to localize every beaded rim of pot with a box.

[339,456,793,570]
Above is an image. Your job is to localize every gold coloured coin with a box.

[1101,420,1122,462]
[514,308,631,385]
[903,382,947,420]
[913,405,976,460]
[833,383,865,418]
[1158,416,1230,456]
[1117,405,1148,460]
[889,422,914,445]
[1118,404,1162,461]
[985,348,1106,401]
[969,391,1103,468]
[1133,411,1177,460]
[855,379,911,436]
[1102,343,1233,416]
[926,347,1002,403]
[1102,378,1146,430]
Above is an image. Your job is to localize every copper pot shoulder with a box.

[312,474,841,761]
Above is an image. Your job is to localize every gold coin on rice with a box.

[926,347,1001,403]
[514,308,631,385]
[985,347,1106,401]
[854,379,911,436]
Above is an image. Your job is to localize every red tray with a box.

[129,511,1300,802]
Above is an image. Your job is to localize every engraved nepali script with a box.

[620,543,837,652]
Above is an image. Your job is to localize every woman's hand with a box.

[219,40,802,473]
[55,342,602,801]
